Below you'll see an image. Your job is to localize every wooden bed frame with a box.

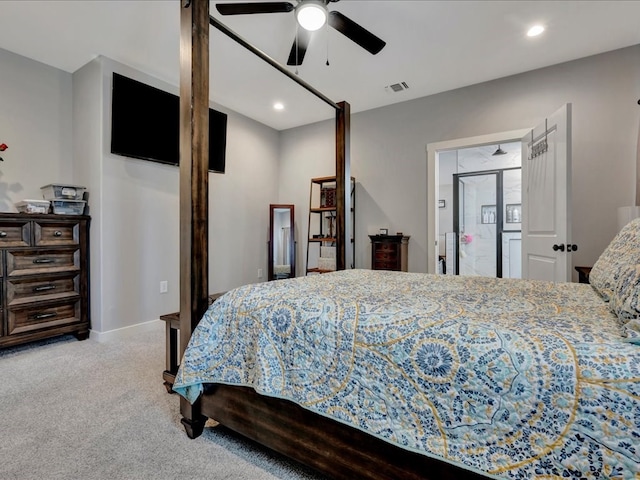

[176,2,489,478]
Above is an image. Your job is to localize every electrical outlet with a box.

[160,280,168,294]
[258,268,263,279]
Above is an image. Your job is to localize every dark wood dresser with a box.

[369,234,410,272]
[0,213,90,348]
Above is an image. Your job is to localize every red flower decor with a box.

[0,143,7,161]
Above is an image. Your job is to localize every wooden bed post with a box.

[179,0,209,438]
[335,101,351,270]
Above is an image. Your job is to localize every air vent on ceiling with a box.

[385,81,409,94]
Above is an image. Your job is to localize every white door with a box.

[521,104,572,282]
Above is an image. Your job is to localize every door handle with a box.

[552,244,565,252]
[567,244,578,252]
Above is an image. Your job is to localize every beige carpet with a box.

[0,326,325,480]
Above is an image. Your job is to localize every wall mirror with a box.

[268,204,295,281]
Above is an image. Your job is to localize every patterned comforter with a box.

[173,270,640,479]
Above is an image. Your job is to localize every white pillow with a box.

[590,218,640,301]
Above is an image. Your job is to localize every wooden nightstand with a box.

[369,234,410,271]
[160,292,225,392]
[575,266,592,284]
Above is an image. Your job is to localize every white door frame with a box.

[426,129,529,274]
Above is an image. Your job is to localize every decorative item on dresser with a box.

[369,234,410,271]
[0,213,90,349]
[0,142,8,162]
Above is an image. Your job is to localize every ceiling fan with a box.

[215,0,386,66]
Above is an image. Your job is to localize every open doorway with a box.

[427,129,529,274]
[428,105,572,281]
[438,143,522,278]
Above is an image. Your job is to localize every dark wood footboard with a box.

[199,384,490,480]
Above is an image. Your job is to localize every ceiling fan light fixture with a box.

[296,1,328,31]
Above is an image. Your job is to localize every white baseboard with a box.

[89,319,164,343]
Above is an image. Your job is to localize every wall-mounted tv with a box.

[110,72,227,173]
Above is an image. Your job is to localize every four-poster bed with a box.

[174,2,640,479]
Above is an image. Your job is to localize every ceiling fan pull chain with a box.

[325,20,330,66]
[295,21,300,74]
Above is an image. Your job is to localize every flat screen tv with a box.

[110,72,226,173]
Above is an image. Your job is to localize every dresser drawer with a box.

[6,274,80,306]
[374,261,398,270]
[34,221,80,247]
[374,251,398,261]
[6,248,80,276]
[374,243,398,253]
[7,299,81,335]
[0,220,31,248]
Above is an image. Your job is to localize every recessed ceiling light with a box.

[273,102,284,111]
[527,25,545,37]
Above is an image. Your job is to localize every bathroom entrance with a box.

[453,168,522,278]
[428,103,572,281]
[437,141,522,279]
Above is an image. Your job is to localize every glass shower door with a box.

[455,173,498,277]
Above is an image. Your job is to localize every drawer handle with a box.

[31,312,58,320]
[33,285,56,292]
[54,231,62,237]
[33,258,54,264]
[0,231,6,238]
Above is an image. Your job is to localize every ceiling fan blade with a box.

[216,2,294,15]
[328,11,386,55]
[287,29,313,66]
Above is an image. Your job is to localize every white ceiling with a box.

[0,1,639,131]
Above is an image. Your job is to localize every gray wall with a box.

[73,57,281,337]
[0,48,74,208]
[1,48,281,337]
[280,45,640,275]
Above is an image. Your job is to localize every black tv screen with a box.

[110,72,226,173]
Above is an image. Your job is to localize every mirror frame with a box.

[268,204,296,281]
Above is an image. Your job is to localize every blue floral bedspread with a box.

[173,270,640,479]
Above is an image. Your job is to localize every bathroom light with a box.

[296,1,328,31]
[273,102,284,110]
[527,25,545,37]
[492,145,507,156]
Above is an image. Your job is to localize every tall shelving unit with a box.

[306,176,355,274]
